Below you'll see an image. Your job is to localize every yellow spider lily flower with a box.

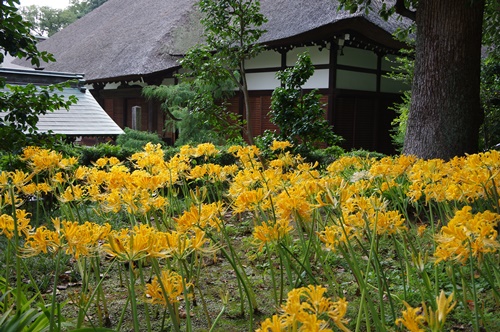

[395,301,425,332]
[104,225,154,262]
[145,269,190,306]
[435,206,499,264]
[0,209,32,239]
[260,286,350,332]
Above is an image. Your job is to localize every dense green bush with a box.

[270,52,343,150]
[170,108,228,146]
[79,143,135,166]
[116,127,165,151]
[302,145,345,166]
[343,149,386,159]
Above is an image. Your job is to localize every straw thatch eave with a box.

[15,0,410,82]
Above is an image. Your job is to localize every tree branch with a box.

[394,0,416,21]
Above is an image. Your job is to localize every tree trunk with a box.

[240,61,255,145]
[403,0,485,160]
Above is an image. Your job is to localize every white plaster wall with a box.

[302,69,329,89]
[286,45,329,66]
[381,77,409,94]
[337,46,377,69]
[103,82,120,89]
[247,69,329,91]
[102,80,147,90]
[246,72,280,90]
[336,70,376,91]
[245,49,281,69]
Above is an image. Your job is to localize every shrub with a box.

[116,127,165,151]
[79,143,134,166]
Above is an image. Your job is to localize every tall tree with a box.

[1,0,77,155]
[19,5,77,36]
[339,0,488,160]
[270,52,343,151]
[19,0,108,36]
[180,0,267,145]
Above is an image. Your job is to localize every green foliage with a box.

[197,0,267,65]
[256,130,345,166]
[301,145,345,166]
[73,0,109,16]
[270,52,343,151]
[336,0,417,20]
[389,90,410,151]
[78,143,134,166]
[385,48,414,151]
[0,153,25,173]
[143,82,239,144]
[343,148,386,159]
[116,127,164,151]
[0,0,55,67]
[0,1,78,155]
[19,5,77,37]
[254,130,280,160]
[482,0,500,61]
[0,83,78,154]
[480,57,500,150]
[0,277,51,332]
[170,108,228,146]
[19,0,108,36]
[179,0,268,144]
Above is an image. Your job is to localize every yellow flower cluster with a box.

[0,209,31,239]
[396,290,456,332]
[434,206,499,264]
[406,150,500,203]
[253,219,293,250]
[23,217,111,259]
[257,285,350,332]
[1,141,499,331]
[145,269,190,306]
[104,223,214,262]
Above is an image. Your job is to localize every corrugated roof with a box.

[0,69,124,136]
[33,87,124,136]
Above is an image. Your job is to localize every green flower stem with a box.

[278,243,318,287]
[480,255,500,301]
[265,243,279,307]
[137,260,152,332]
[218,244,255,330]
[76,258,89,328]
[393,236,408,301]
[468,246,481,332]
[354,224,384,332]
[209,302,226,332]
[428,203,439,297]
[278,251,286,304]
[215,222,259,314]
[193,252,212,327]
[150,259,181,332]
[77,258,116,328]
[49,249,62,332]
[127,260,141,332]
[116,295,130,331]
[8,186,22,312]
[179,259,192,332]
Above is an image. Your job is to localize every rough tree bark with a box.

[403,0,485,160]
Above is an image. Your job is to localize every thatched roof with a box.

[21,0,409,83]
